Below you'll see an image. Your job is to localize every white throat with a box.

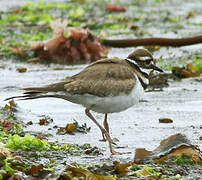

[125,58,149,86]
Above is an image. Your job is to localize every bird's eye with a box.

[144,60,151,65]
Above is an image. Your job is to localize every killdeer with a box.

[5,48,163,154]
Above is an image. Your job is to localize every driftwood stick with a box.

[102,35,202,47]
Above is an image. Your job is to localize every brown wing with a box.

[64,59,136,97]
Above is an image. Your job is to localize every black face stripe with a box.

[142,71,149,79]
[138,77,147,90]
[125,59,149,79]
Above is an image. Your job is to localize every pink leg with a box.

[85,109,120,154]
[100,114,109,141]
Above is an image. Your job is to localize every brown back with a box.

[65,59,136,97]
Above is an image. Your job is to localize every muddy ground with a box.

[0,0,201,179]
[0,47,201,164]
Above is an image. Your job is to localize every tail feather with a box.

[4,93,59,101]
[4,95,31,101]
[4,92,44,101]
[23,91,42,94]
[4,81,68,101]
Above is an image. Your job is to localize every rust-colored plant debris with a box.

[28,164,50,177]
[57,120,90,135]
[60,166,116,180]
[172,63,202,78]
[16,67,27,73]
[113,161,132,174]
[38,116,53,126]
[186,11,195,19]
[159,118,173,123]
[134,133,201,164]
[0,143,12,159]
[105,4,126,12]
[3,100,17,112]
[12,48,26,57]
[144,45,161,51]
[31,20,108,64]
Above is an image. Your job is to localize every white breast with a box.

[75,76,144,113]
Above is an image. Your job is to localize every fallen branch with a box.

[102,35,202,47]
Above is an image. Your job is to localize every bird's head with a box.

[127,48,163,72]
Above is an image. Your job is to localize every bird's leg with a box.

[85,109,113,144]
[85,109,120,155]
[100,114,109,142]
[102,114,117,145]
[104,114,109,133]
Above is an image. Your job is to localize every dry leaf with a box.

[16,67,27,73]
[144,45,161,51]
[172,64,202,78]
[134,148,151,164]
[159,118,173,123]
[114,161,132,174]
[2,120,12,127]
[192,154,201,163]
[3,104,10,110]
[66,123,76,134]
[38,116,52,126]
[9,100,15,107]
[186,64,196,73]
[0,143,12,159]
[12,48,25,57]
[134,133,201,164]
[186,11,195,19]
[28,57,41,63]
[8,172,29,180]
[39,119,47,125]
[29,164,43,177]
[3,100,16,111]
[57,121,90,135]
[26,121,33,125]
[106,4,126,12]
[64,167,116,180]
[57,127,66,135]
[136,169,152,176]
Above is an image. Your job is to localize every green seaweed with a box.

[5,133,50,151]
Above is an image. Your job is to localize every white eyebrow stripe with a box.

[139,56,152,61]
[125,58,138,65]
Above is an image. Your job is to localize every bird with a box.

[5,48,163,154]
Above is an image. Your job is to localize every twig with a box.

[102,35,202,47]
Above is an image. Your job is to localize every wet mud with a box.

[0,48,201,165]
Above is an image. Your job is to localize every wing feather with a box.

[65,59,136,96]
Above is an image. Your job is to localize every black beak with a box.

[150,64,164,72]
